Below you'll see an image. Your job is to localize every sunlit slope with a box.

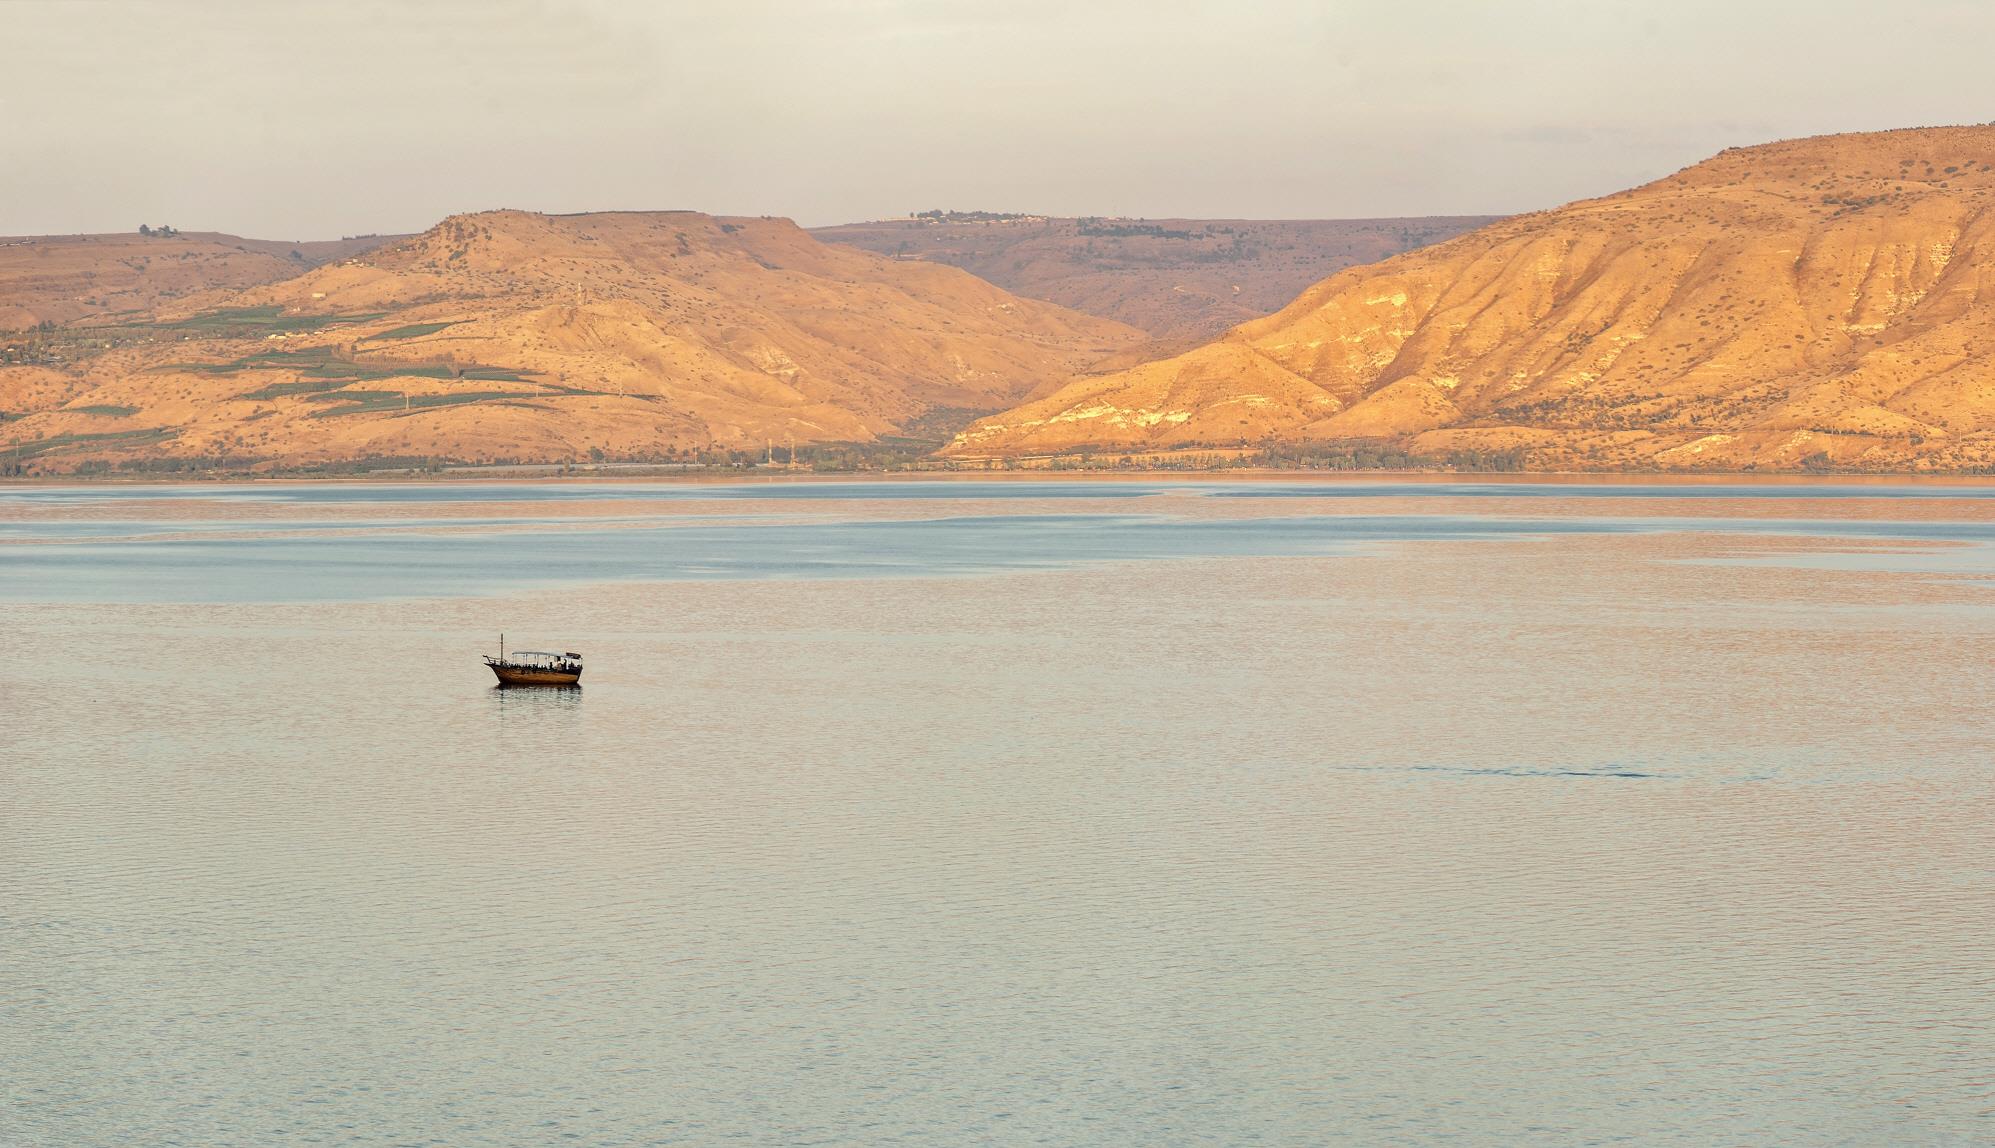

[2,211,1142,470]
[948,127,1995,471]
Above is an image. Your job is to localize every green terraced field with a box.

[7,426,176,459]
[165,306,390,333]
[232,359,536,400]
[305,390,533,418]
[360,322,458,342]
[238,378,360,400]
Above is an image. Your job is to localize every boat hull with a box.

[488,664,582,687]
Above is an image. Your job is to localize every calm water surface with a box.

[4,478,1992,1145]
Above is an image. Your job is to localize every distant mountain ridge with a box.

[946,127,1995,472]
[812,214,1495,348]
[20,129,1995,476]
[0,230,403,330]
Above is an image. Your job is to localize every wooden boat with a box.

[485,634,583,686]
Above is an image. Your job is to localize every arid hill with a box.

[0,231,400,330]
[947,127,1995,472]
[1,211,1142,471]
[813,214,1494,348]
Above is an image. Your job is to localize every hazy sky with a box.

[5,0,1993,238]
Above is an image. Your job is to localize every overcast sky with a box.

[4,0,1993,238]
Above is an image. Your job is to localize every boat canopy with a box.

[509,650,575,661]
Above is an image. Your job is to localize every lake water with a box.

[4,477,1992,1144]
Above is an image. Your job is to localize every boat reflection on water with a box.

[489,680,582,704]
[488,675,583,734]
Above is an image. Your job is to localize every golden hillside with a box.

[2,211,1141,471]
[947,127,1995,471]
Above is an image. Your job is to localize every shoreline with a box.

[8,467,1995,490]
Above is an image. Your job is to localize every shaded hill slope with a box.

[0,230,401,330]
[813,214,1494,347]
